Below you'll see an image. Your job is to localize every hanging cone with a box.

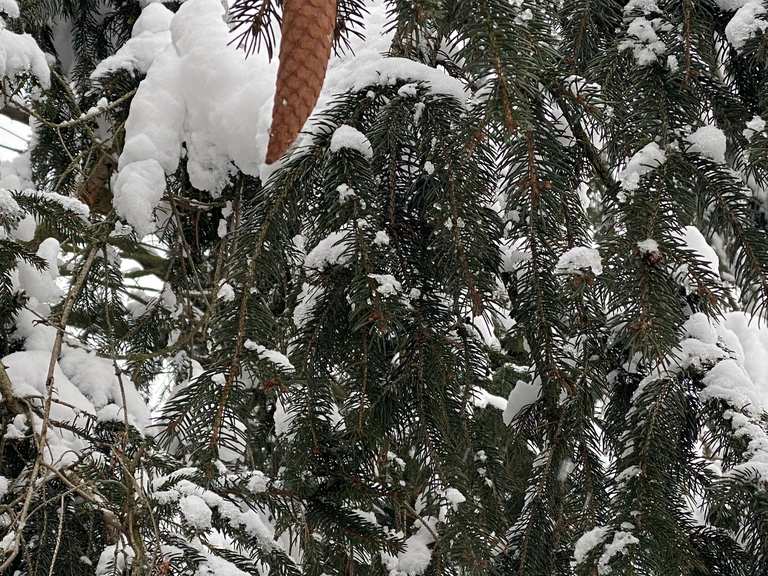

[265,0,337,164]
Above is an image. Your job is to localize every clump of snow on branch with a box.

[637,238,660,254]
[0,0,20,18]
[685,125,727,163]
[503,380,541,424]
[369,273,402,297]
[597,529,639,575]
[1,156,150,470]
[744,115,765,140]
[304,230,352,271]
[572,525,639,575]
[555,246,603,276]
[618,0,668,66]
[725,2,768,51]
[113,0,467,238]
[244,340,295,373]
[573,526,611,567]
[627,311,768,484]
[113,0,277,236]
[617,142,666,195]
[675,225,721,278]
[91,2,172,79]
[0,19,50,87]
[112,159,166,237]
[329,125,373,159]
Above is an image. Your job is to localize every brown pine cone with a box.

[266,0,337,164]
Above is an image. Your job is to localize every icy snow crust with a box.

[113,0,467,239]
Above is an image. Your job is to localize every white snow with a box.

[558,458,576,482]
[597,530,639,575]
[114,0,276,236]
[637,238,659,254]
[217,282,235,302]
[725,2,768,51]
[382,517,437,576]
[715,0,756,10]
[700,359,766,413]
[4,414,28,439]
[722,409,768,482]
[744,115,765,140]
[501,239,532,273]
[442,488,466,511]
[685,125,727,163]
[667,55,679,72]
[304,230,351,271]
[327,56,466,105]
[502,380,541,424]
[244,340,295,373]
[369,273,402,296]
[0,188,21,220]
[683,313,718,344]
[15,237,63,304]
[617,142,666,193]
[632,310,768,485]
[555,246,603,276]
[374,230,390,246]
[3,353,91,468]
[58,348,149,431]
[0,475,8,499]
[293,282,323,329]
[573,526,610,566]
[273,396,294,438]
[337,183,356,203]
[329,125,373,159]
[112,159,167,237]
[247,471,269,494]
[96,543,134,576]
[92,3,173,79]
[19,189,90,220]
[472,387,508,411]
[0,0,19,18]
[179,494,213,530]
[675,225,720,277]
[0,26,50,88]
[618,7,667,67]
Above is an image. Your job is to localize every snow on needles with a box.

[685,125,727,163]
[91,2,173,79]
[114,0,277,236]
[1,156,151,470]
[330,125,374,159]
[617,142,666,195]
[304,230,352,271]
[626,311,768,485]
[555,246,603,276]
[618,0,668,66]
[0,0,19,18]
[114,0,467,238]
[0,23,50,88]
[503,380,541,424]
[725,2,768,51]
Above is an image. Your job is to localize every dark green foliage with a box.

[1,0,768,575]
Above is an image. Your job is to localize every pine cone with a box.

[266,0,336,164]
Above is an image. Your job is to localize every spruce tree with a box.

[0,0,768,575]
